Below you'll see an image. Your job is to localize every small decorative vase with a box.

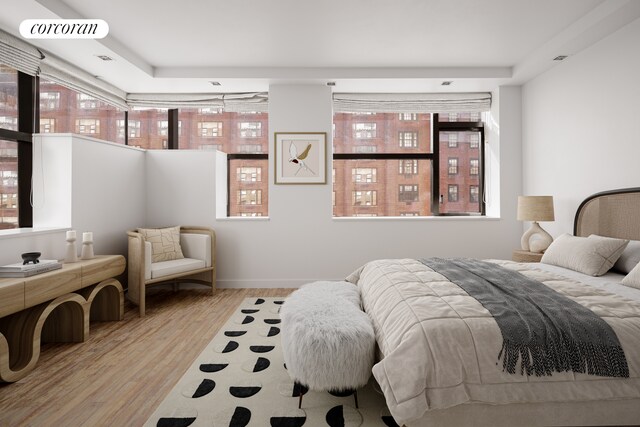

[64,230,78,263]
[81,232,95,260]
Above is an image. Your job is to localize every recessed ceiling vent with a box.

[96,55,113,61]
[326,82,336,86]
[441,81,453,86]
[553,55,568,61]
[209,81,222,86]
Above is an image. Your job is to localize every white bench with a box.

[280,281,375,408]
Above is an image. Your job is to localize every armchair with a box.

[127,226,215,316]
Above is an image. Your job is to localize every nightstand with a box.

[512,250,543,263]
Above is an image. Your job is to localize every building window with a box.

[400,212,419,216]
[128,120,141,138]
[239,212,262,217]
[470,185,479,203]
[237,167,262,182]
[470,112,480,122]
[448,133,458,148]
[116,119,125,139]
[40,118,55,133]
[199,144,222,151]
[77,93,99,109]
[448,157,458,175]
[353,145,376,153]
[40,92,60,110]
[470,133,479,148]
[399,185,419,202]
[399,113,417,121]
[198,121,223,137]
[448,184,459,202]
[0,117,17,130]
[399,159,418,175]
[399,131,418,148]
[353,123,376,139]
[352,168,377,183]
[238,189,262,205]
[239,122,262,138]
[76,119,100,134]
[158,120,168,136]
[470,159,479,175]
[448,113,458,122]
[199,107,221,114]
[353,190,377,206]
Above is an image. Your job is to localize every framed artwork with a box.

[274,132,327,184]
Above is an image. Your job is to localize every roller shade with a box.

[333,92,491,113]
[0,29,43,75]
[39,53,128,110]
[126,92,268,112]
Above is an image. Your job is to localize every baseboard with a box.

[216,278,341,288]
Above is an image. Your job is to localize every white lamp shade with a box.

[517,196,555,222]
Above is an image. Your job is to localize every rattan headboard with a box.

[574,188,640,240]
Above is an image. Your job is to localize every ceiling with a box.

[0,0,639,93]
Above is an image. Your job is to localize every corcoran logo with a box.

[19,19,109,39]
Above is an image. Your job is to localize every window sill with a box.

[216,217,270,221]
[0,227,69,240]
[332,215,500,221]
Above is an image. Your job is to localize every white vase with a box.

[64,238,78,263]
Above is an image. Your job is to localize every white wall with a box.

[522,17,640,237]
[145,84,524,287]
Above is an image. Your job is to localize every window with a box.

[128,120,141,138]
[448,158,458,174]
[0,66,18,132]
[399,185,419,202]
[237,167,262,182]
[238,189,262,205]
[239,212,263,217]
[77,93,98,109]
[400,212,419,216]
[470,159,479,175]
[399,113,417,121]
[40,118,55,133]
[353,190,377,206]
[352,168,377,183]
[399,159,418,175]
[198,121,223,137]
[354,145,376,153]
[447,133,458,148]
[470,185,479,203]
[0,139,18,229]
[0,116,18,130]
[353,123,376,139]
[158,120,168,136]
[76,119,100,134]
[448,185,459,202]
[199,144,222,151]
[40,80,126,144]
[399,131,418,148]
[239,122,262,138]
[199,107,221,114]
[470,133,479,148]
[40,92,60,110]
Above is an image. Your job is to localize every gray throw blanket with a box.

[420,257,629,378]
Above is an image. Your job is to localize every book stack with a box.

[0,259,62,278]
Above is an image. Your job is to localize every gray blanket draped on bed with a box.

[420,257,629,378]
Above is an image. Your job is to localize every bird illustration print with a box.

[288,142,315,176]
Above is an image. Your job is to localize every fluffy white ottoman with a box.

[280,281,375,408]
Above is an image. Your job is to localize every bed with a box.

[347,188,640,427]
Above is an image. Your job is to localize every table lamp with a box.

[517,196,555,253]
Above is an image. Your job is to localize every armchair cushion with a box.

[137,226,184,262]
[180,233,212,267]
[151,258,206,280]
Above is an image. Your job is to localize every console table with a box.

[0,255,125,382]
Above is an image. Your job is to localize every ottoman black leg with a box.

[354,390,359,409]
[298,391,303,409]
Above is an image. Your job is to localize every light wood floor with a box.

[0,287,293,427]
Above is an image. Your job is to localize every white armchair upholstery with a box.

[127,226,215,316]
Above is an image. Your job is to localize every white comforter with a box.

[346,259,640,426]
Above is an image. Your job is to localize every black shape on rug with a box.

[267,326,280,337]
[157,417,196,427]
[199,363,228,373]
[250,345,274,353]
[255,298,265,304]
[225,331,247,337]
[253,357,270,372]
[229,406,251,427]
[222,341,239,353]
[264,319,281,324]
[292,381,309,397]
[382,415,400,427]
[329,388,355,397]
[274,300,284,305]
[241,309,259,314]
[192,379,215,398]
[229,386,261,398]
[326,405,345,427]
[242,316,254,324]
[269,417,306,427]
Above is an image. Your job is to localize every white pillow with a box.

[622,262,640,290]
[540,234,629,276]
[613,240,640,274]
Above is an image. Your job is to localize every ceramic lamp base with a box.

[521,221,553,253]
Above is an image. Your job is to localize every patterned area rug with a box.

[145,297,399,427]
